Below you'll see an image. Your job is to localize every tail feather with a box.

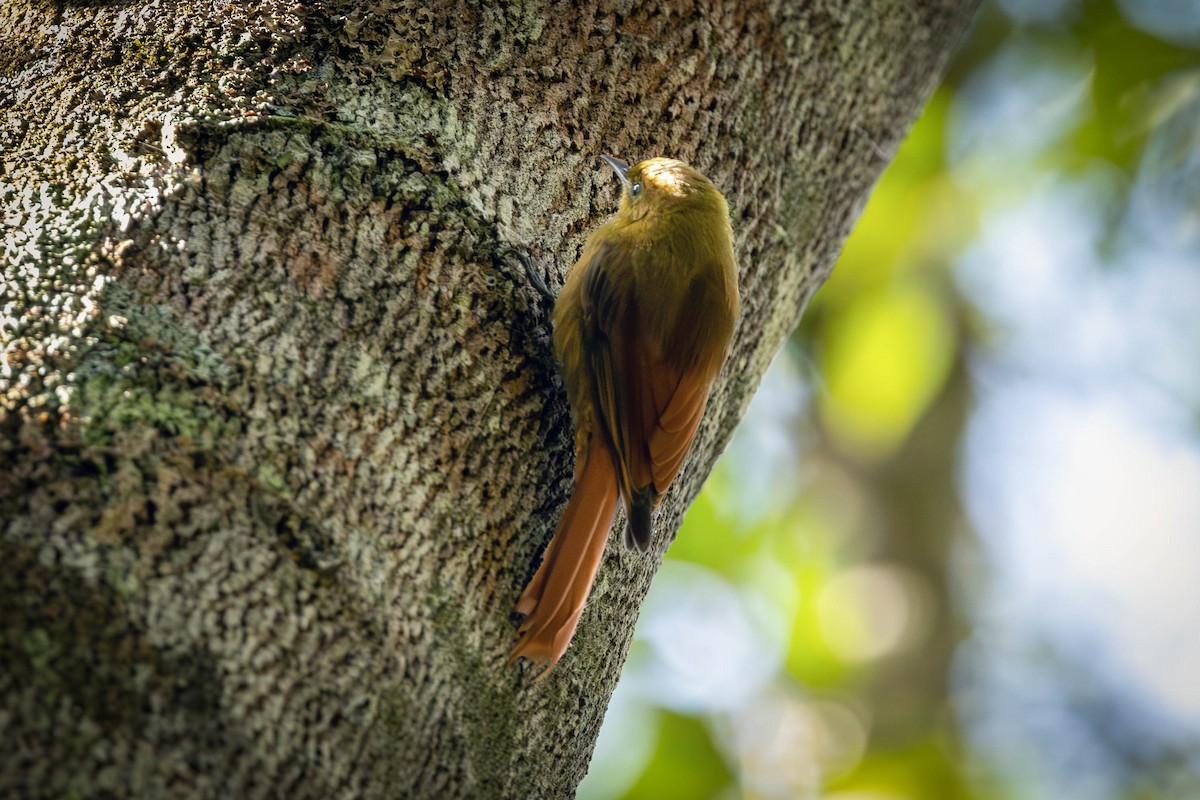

[510,434,619,669]
[622,486,655,551]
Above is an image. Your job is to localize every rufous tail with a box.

[510,433,619,670]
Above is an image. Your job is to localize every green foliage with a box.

[620,712,733,800]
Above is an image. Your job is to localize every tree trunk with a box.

[0,1,977,797]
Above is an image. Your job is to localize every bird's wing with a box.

[578,242,640,503]
[579,242,717,548]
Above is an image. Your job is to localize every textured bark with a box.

[0,1,977,797]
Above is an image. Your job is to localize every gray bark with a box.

[0,1,977,797]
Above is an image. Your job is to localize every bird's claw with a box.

[504,247,556,303]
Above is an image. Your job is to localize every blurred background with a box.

[580,1,1200,798]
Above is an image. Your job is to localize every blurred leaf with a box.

[667,477,730,568]
[1080,6,1200,166]
[778,501,850,687]
[669,468,754,569]
[818,283,956,462]
[784,558,848,688]
[621,712,732,800]
[828,738,976,800]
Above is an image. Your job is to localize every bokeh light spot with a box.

[819,284,955,461]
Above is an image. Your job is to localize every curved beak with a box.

[600,154,631,186]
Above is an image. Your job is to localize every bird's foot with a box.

[503,247,556,303]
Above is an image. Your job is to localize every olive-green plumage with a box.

[511,156,740,670]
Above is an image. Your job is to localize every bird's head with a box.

[600,155,724,220]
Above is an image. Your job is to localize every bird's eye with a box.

[630,181,642,197]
